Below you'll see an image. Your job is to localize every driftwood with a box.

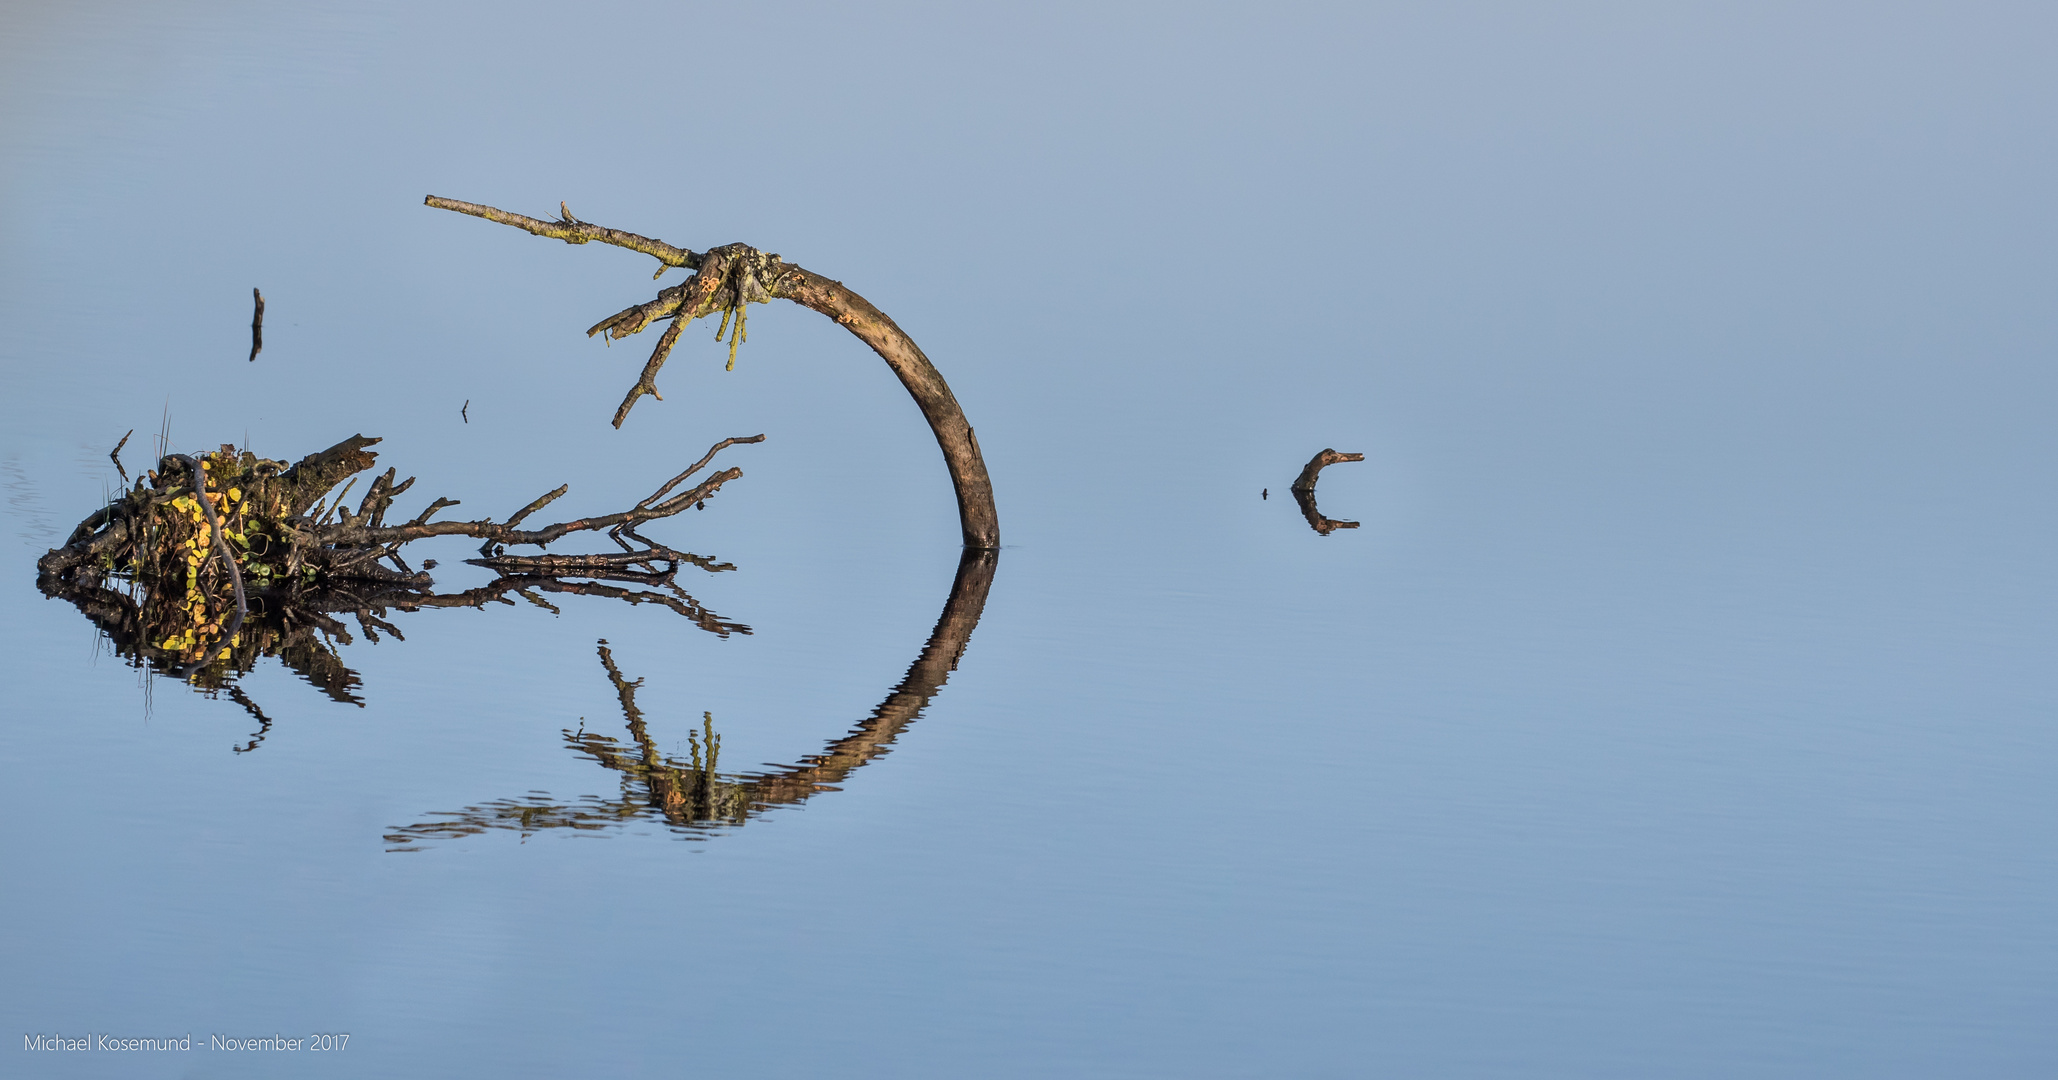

[1290,448,1364,536]
[109,429,132,483]
[424,196,999,550]
[39,433,758,583]
[248,288,264,362]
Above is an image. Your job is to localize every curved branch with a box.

[1290,448,1364,536]
[770,266,999,550]
[317,461,748,549]
[738,546,998,807]
[423,197,1001,550]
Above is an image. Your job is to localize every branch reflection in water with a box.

[384,547,999,849]
[38,557,748,751]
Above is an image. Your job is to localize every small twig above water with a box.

[423,195,1000,549]
[109,429,132,484]
[248,288,264,362]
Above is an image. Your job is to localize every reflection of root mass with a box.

[1291,447,1364,536]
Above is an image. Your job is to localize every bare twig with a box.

[403,496,460,528]
[504,484,568,530]
[248,288,264,362]
[110,429,132,484]
[637,434,765,508]
[613,309,688,428]
[327,458,748,551]
[424,196,700,270]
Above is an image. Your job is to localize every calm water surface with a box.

[3,3,2056,1077]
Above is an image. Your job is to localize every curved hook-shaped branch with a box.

[1290,448,1364,536]
[774,266,999,552]
[424,197,1000,550]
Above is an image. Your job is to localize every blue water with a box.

[3,3,2056,1076]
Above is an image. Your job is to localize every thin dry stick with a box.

[248,288,265,362]
[110,429,133,484]
[637,434,765,508]
[312,436,759,552]
[504,485,568,530]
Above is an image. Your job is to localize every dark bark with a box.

[424,196,699,269]
[39,433,760,587]
[1290,448,1364,536]
[109,429,132,483]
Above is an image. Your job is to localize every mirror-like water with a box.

[5,3,2057,1077]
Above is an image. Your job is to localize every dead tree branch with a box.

[1290,448,1364,536]
[249,288,264,362]
[424,196,700,270]
[38,433,763,638]
[424,195,1000,550]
